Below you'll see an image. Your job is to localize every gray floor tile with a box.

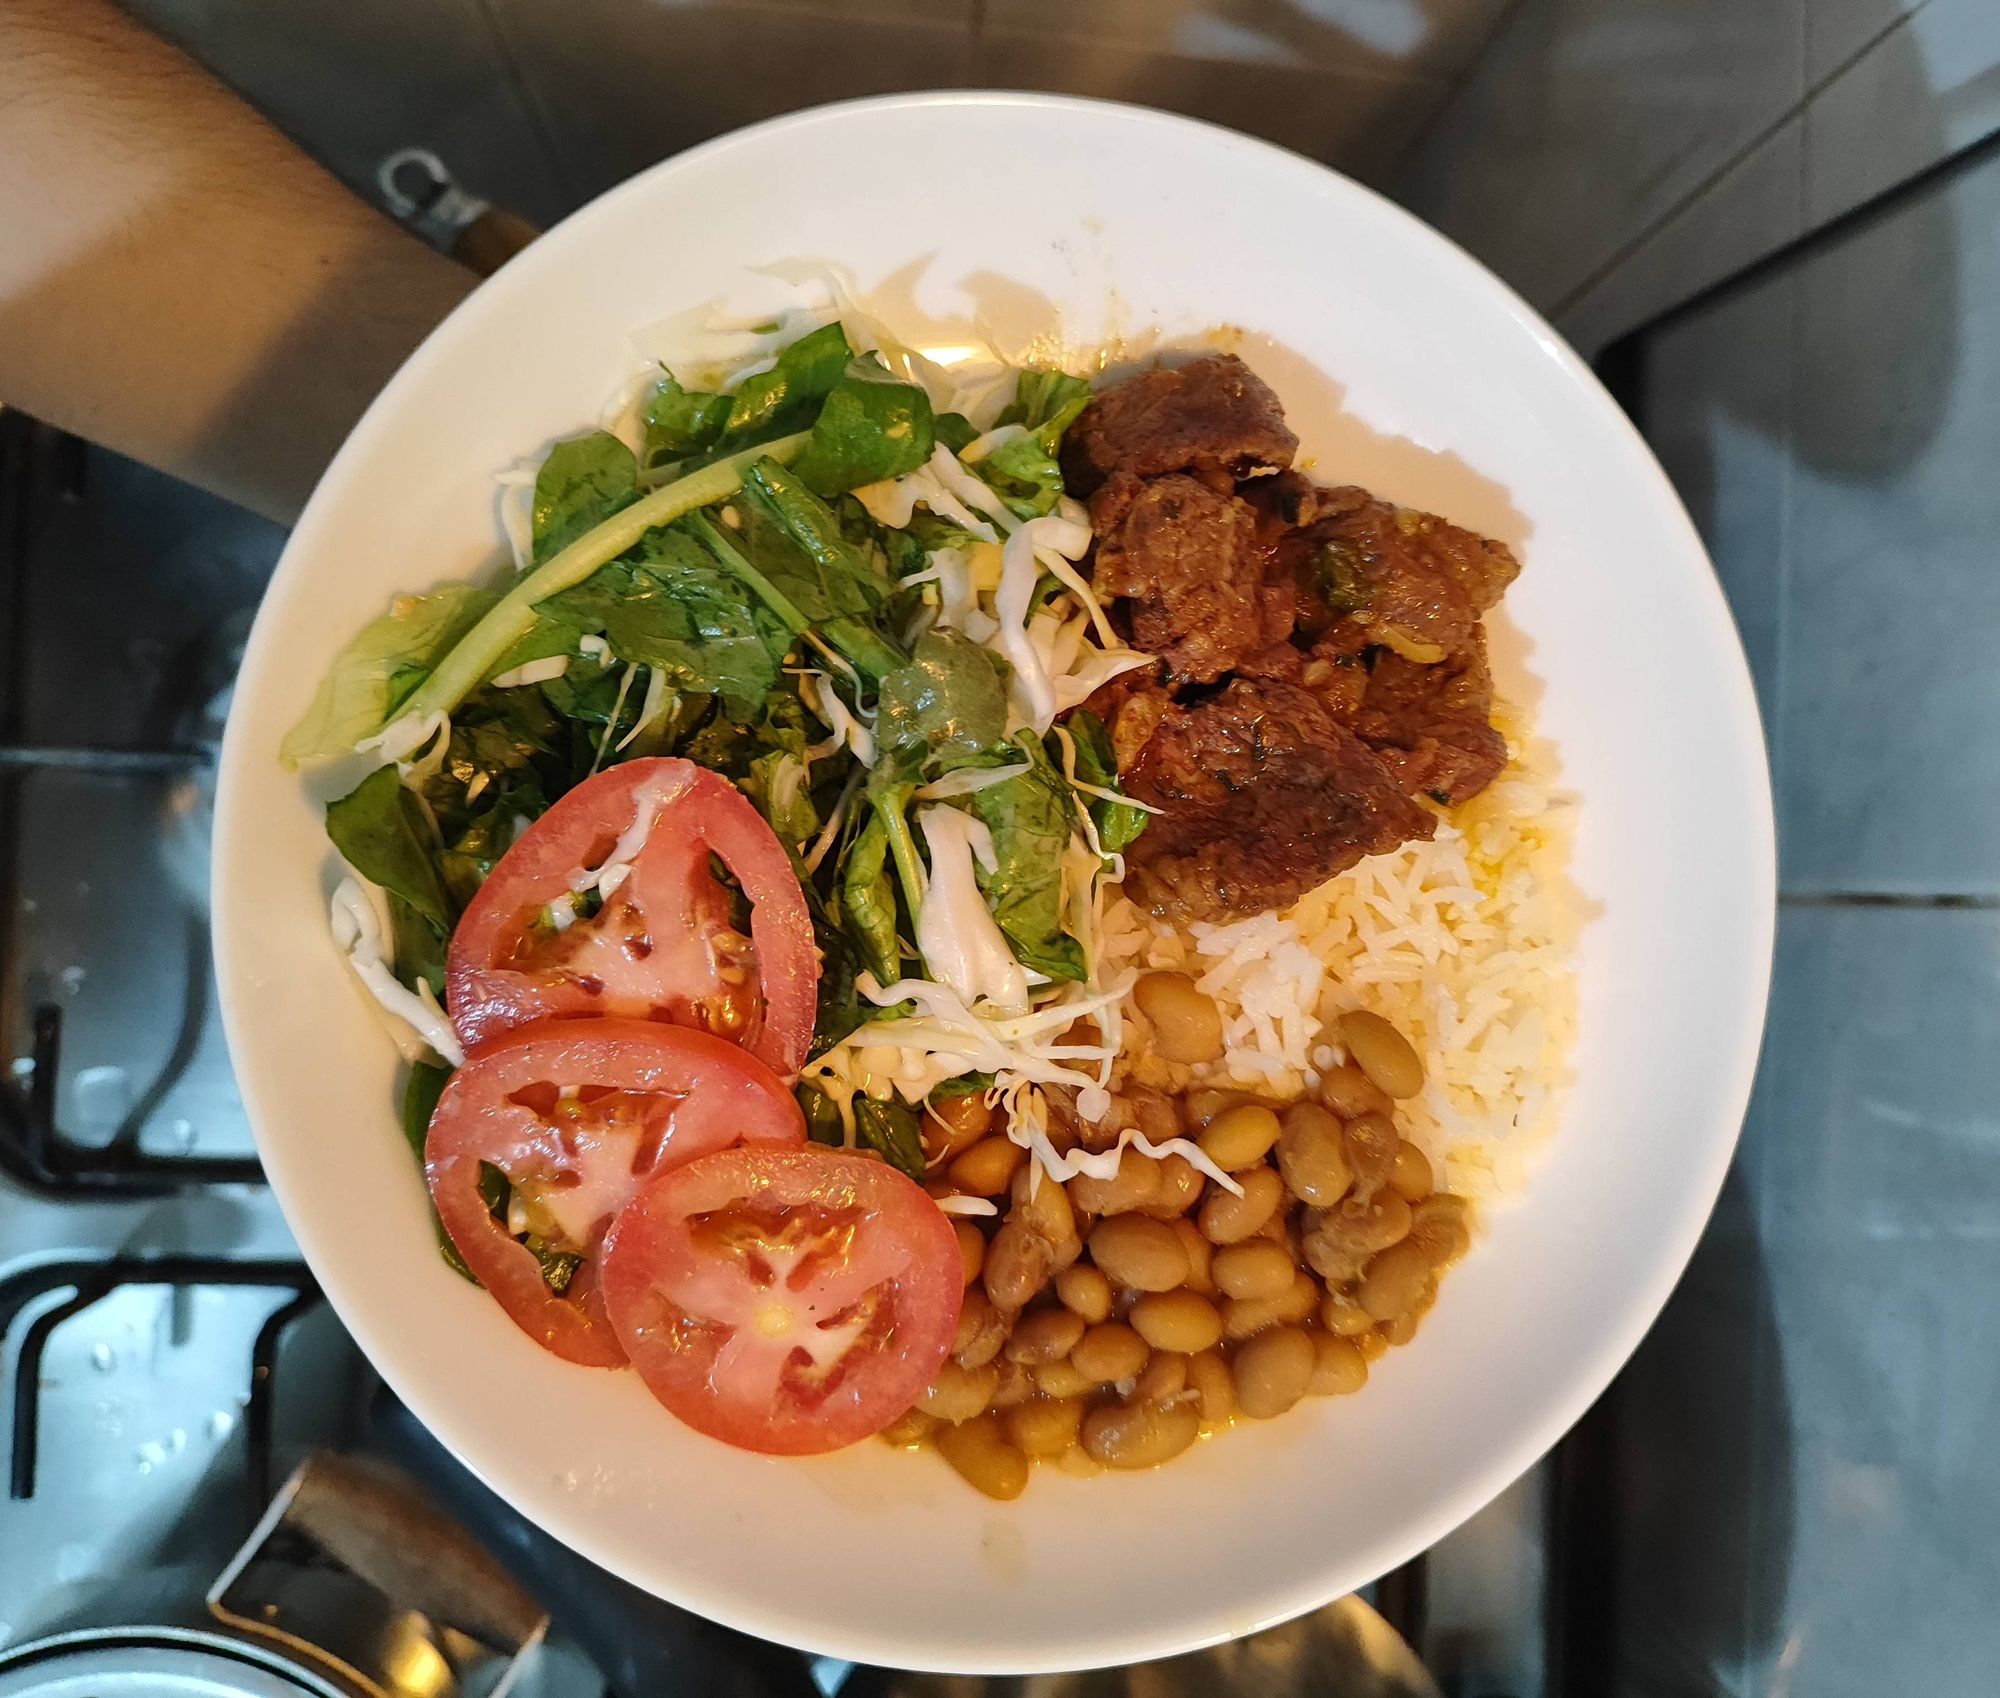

[1634,266,1796,759]
[484,0,973,203]
[128,0,575,226]
[1804,0,2000,227]
[1729,904,2000,1695]
[1805,0,1923,87]
[1780,150,2000,893]
[1393,0,1806,312]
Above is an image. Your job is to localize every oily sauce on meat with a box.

[1067,353,1521,921]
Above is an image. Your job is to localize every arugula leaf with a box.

[641,369,730,467]
[1065,708,1150,855]
[327,766,452,931]
[1000,368,1093,444]
[838,810,901,987]
[737,459,887,622]
[538,528,793,715]
[806,887,870,1058]
[745,748,817,851]
[932,1071,995,1099]
[719,322,853,446]
[853,1095,927,1181]
[281,585,494,768]
[737,458,909,686]
[798,1081,846,1146]
[791,364,936,497]
[402,1062,479,1282]
[533,431,638,562]
[932,411,978,455]
[969,732,1086,983]
[876,630,1009,768]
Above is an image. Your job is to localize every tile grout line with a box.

[1777,893,2000,909]
[1553,0,1944,320]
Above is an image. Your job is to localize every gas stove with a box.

[0,411,1541,1698]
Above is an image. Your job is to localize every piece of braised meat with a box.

[1348,630,1508,806]
[1092,474,1268,683]
[1063,353,1298,505]
[1295,488,1521,663]
[1117,679,1435,920]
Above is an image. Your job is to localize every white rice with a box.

[1102,702,1579,1197]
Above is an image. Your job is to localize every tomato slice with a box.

[599,1146,963,1454]
[446,758,816,1077]
[425,1019,805,1366]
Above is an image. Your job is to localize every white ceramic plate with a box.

[214,93,1774,1674]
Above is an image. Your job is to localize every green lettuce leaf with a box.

[280,585,495,768]
[853,1095,927,1181]
[641,369,730,467]
[791,364,936,497]
[719,322,853,446]
[1064,708,1150,855]
[533,431,638,562]
[876,630,1009,768]
[969,731,1086,983]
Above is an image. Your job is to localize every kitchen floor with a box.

[1581,137,2000,1698]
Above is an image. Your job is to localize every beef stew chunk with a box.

[1091,474,1267,684]
[1067,355,1520,921]
[1063,353,1297,500]
[1119,681,1435,920]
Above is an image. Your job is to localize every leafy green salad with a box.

[288,307,1166,1184]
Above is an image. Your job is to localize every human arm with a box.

[0,0,479,521]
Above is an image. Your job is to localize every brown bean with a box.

[1088,1215,1189,1291]
[1054,1262,1113,1323]
[1130,1289,1224,1355]
[953,1291,1008,1368]
[1173,1218,1216,1293]
[1071,1321,1149,1384]
[1233,1325,1315,1418]
[1010,1164,1079,1259]
[1182,1087,1242,1129]
[1006,1306,1086,1365]
[936,1415,1030,1500]
[1307,1329,1369,1396]
[919,1360,999,1422]
[1069,1156,1162,1217]
[989,1358,1036,1409]
[953,1219,987,1286]
[1317,1062,1391,1120]
[951,1137,1027,1197]
[1412,1192,1474,1241]
[1198,1166,1285,1245]
[1231,1268,1318,1334]
[1133,971,1224,1063]
[1338,1009,1425,1098]
[984,1221,1056,1311]
[1319,1287,1374,1337]
[1357,1238,1434,1322]
[1198,1104,1283,1172]
[1379,1280,1438,1345]
[1356,1328,1391,1361]
[1302,1192,1413,1282]
[1185,1348,1237,1427]
[876,1406,938,1448]
[1408,1209,1472,1270]
[1032,1358,1100,1398]
[1139,1154,1205,1220]
[1004,1395,1085,1458]
[1278,1101,1352,1205]
[1388,1140,1434,1202]
[1212,1239,1297,1302]
[1342,1111,1400,1197]
[1135,1348,1186,1401]
[1126,1085,1185,1143]
[1080,1398,1201,1469]
[925,1090,995,1162]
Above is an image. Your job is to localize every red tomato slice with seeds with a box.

[425,1019,805,1366]
[599,1146,963,1454]
[446,758,816,1076]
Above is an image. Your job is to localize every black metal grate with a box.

[0,1255,319,1505]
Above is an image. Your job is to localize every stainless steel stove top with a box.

[0,414,1544,1696]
